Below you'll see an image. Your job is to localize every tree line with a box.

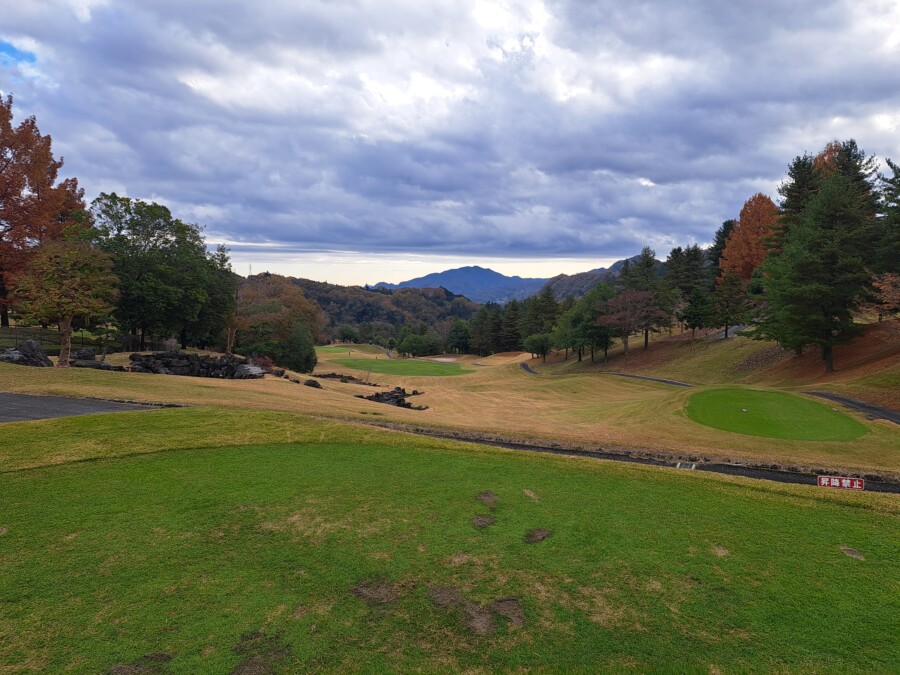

[440,139,898,371]
[1,95,324,370]
[2,91,896,372]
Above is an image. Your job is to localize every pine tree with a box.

[708,219,736,277]
[758,173,875,371]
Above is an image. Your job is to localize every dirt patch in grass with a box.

[490,597,525,628]
[463,603,495,635]
[525,528,552,543]
[472,515,495,529]
[428,586,464,608]
[106,652,172,674]
[351,579,397,605]
[476,491,498,509]
[522,489,539,501]
[0,527,8,536]
[712,546,729,557]
[230,630,291,675]
[840,546,865,560]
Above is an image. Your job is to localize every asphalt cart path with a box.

[0,392,161,423]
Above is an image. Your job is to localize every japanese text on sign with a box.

[817,475,865,490]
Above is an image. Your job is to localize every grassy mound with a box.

[686,388,868,441]
[1,410,897,672]
[330,357,471,376]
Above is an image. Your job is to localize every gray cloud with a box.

[1,0,899,267]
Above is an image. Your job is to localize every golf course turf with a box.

[685,388,869,441]
[329,357,472,376]
[1,409,898,672]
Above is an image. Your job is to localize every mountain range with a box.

[374,266,547,303]
[374,257,643,303]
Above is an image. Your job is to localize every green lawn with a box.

[329,357,471,376]
[317,346,358,353]
[685,388,869,441]
[1,410,897,672]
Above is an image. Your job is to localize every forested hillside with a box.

[291,278,478,342]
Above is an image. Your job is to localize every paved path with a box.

[521,362,692,387]
[707,324,748,340]
[596,372,694,388]
[806,391,900,425]
[0,392,159,423]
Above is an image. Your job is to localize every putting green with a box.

[685,388,868,441]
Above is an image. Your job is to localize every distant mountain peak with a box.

[374,266,548,303]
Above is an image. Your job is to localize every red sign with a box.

[817,475,865,490]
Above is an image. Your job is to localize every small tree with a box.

[14,234,117,366]
[682,289,713,338]
[713,272,748,339]
[523,333,552,362]
[337,323,359,343]
[447,319,470,353]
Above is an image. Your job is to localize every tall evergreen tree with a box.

[708,219,736,277]
[499,300,523,352]
[758,173,875,371]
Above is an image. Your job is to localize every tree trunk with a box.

[57,316,73,368]
[644,329,649,351]
[226,327,237,355]
[603,345,608,362]
[822,344,834,373]
[0,270,8,328]
[180,327,188,350]
[577,348,582,362]
[590,346,595,363]
[622,335,629,355]
[724,324,729,339]
[564,347,568,360]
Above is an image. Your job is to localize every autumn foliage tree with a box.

[1,94,86,326]
[14,231,117,366]
[233,273,324,372]
[719,193,779,283]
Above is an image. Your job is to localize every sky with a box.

[2,0,900,285]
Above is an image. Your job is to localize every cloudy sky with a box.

[3,0,899,284]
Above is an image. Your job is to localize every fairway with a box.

[686,388,869,441]
[330,356,472,376]
[1,410,897,672]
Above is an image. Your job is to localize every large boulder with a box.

[233,364,266,379]
[0,340,53,367]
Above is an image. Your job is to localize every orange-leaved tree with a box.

[719,193,779,283]
[0,94,86,326]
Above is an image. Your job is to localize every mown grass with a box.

[330,357,472,376]
[3,359,898,475]
[686,388,869,441]
[1,409,897,672]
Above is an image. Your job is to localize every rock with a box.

[356,387,428,410]
[233,364,266,379]
[70,347,97,360]
[272,368,286,377]
[304,379,323,388]
[70,359,126,372]
[0,340,53,367]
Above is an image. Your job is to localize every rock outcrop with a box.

[356,387,428,410]
[0,340,53,367]
[128,351,265,379]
